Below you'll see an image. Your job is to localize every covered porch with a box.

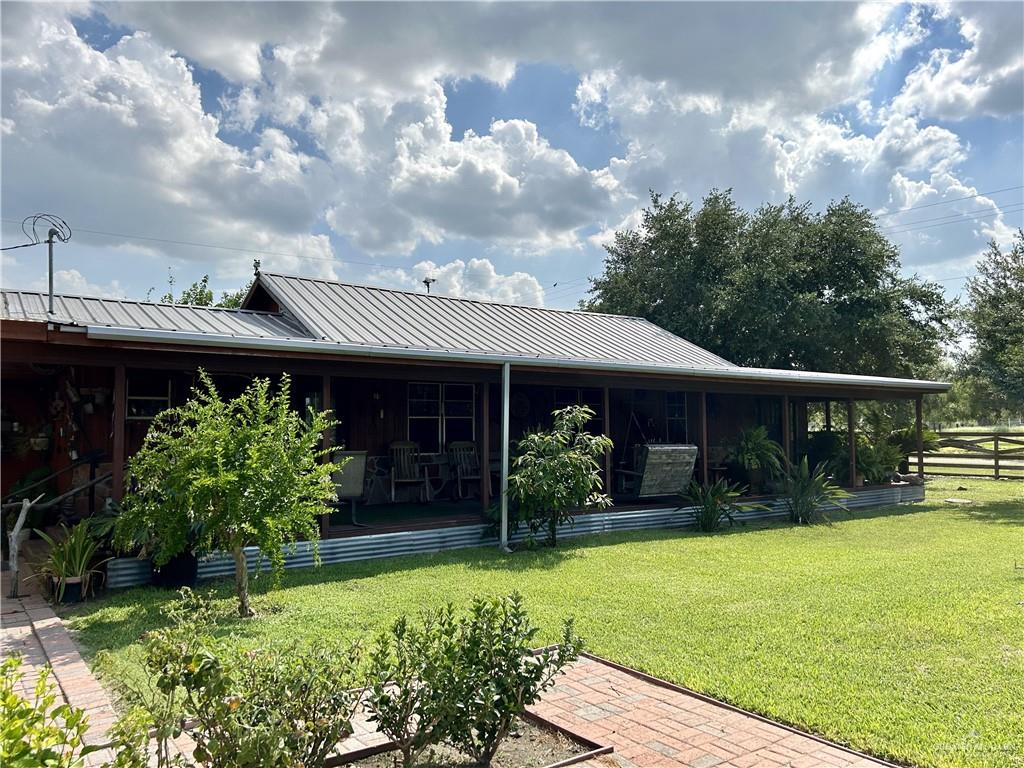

[1,349,930,541]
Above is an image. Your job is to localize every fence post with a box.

[993,436,1000,480]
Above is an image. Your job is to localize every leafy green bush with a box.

[364,609,461,768]
[116,370,340,617]
[857,441,904,485]
[680,479,765,532]
[1,655,99,768]
[508,405,613,547]
[782,457,852,524]
[446,593,582,765]
[888,426,940,456]
[138,589,361,768]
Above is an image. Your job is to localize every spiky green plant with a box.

[782,457,853,524]
[680,479,766,532]
[34,522,110,601]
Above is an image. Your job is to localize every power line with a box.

[878,203,1024,232]
[0,241,45,252]
[0,217,414,273]
[874,185,1024,220]
[883,204,1024,235]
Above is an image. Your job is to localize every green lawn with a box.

[65,477,1024,768]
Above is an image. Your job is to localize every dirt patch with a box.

[345,718,588,767]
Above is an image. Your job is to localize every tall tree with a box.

[964,230,1024,410]
[585,190,954,377]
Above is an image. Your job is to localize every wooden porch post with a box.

[112,364,126,502]
[602,386,612,490]
[847,399,857,487]
[781,394,791,462]
[824,400,832,433]
[481,382,490,513]
[499,363,511,550]
[320,375,333,538]
[700,391,709,485]
[915,395,924,479]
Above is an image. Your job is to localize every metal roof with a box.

[253,272,736,369]
[1,281,950,393]
[1,290,307,339]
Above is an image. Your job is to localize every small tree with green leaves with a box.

[508,405,613,547]
[447,593,582,765]
[115,371,339,617]
[364,609,462,768]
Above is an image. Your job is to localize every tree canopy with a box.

[585,190,955,378]
[964,229,1024,411]
[156,259,260,309]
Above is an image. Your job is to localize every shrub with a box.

[364,609,461,768]
[782,457,853,524]
[1,655,100,768]
[446,593,582,765]
[139,589,361,768]
[888,426,940,472]
[857,441,904,485]
[680,479,766,532]
[508,405,613,547]
[116,370,340,617]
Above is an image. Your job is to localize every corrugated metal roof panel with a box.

[255,272,736,369]
[1,290,308,339]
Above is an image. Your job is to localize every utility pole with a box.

[47,228,57,314]
[422,277,436,294]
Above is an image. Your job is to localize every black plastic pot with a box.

[55,577,83,604]
[151,552,199,589]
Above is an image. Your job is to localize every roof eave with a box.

[81,325,951,394]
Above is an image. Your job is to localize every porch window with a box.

[554,388,603,432]
[407,382,475,453]
[666,392,688,442]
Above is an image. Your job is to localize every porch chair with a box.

[616,444,698,499]
[389,441,429,502]
[331,451,368,526]
[447,441,487,500]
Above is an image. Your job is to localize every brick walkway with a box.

[2,587,891,768]
[529,655,892,768]
[1,594,119,766]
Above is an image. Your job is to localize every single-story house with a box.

[1,271,948,579]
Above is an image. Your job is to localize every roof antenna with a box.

[422,276,436,294]
[21,214,71,315]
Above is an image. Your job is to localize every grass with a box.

[65,477,1024,768]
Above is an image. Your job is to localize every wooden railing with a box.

[920,432,1024,479]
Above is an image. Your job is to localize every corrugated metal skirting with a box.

[106,484,926,589]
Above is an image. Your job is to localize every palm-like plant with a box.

[730,427,786,490]
[680,479,766,532]
[781,457,852,525]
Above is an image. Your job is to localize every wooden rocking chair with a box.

[389,441,428,502]
[447,441,486,499]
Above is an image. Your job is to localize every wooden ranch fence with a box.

[920,432,1024,479]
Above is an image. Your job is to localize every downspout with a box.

[499,362,511,551]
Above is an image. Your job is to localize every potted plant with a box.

[34,522,110,603]
[729,426,785,494]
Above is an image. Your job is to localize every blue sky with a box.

[2,2,1021,308]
